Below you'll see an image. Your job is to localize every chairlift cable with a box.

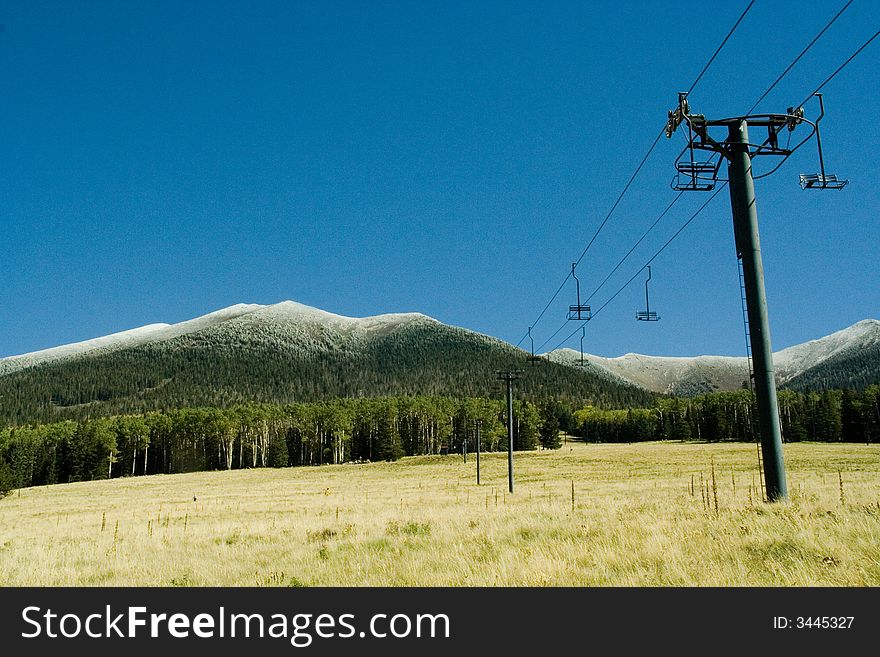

[547,7,871,353]
[686,0,757,96]
[581,192,684,305]
[547,184,728,353]
[747,0,854,114]
[518,0,756,347]
[795,27,880,109]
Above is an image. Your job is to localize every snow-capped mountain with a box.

[0,301,651,425]
[0,301,436,376]
[547,319,880,395]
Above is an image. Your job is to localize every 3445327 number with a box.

[796,616,854,629]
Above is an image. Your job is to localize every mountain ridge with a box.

[0,301,437,375]
[548,319,880,395]
[0,301,652,426]
[0,304,876,425]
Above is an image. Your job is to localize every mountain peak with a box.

[260,300,435,326]
[0,301,440,375]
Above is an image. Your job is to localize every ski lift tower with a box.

[665,92,839,501]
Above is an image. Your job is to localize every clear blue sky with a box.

[2,1,878,359]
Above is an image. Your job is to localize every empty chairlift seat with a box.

[635,265,660,322]
[673,160,718,191]
[799,173,848,190]
[568,305,592,321]
[567,262,592,321]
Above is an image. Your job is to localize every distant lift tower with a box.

[664,92,844,501]
[496,369,523,494]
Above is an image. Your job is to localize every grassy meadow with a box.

[1,440,878,586]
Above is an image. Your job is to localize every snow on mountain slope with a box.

[548,349,750,394]
[251,301,434,335]
[774,319,880,373]
[0,301,438,375]
[0,324,173,375]
[2,302,876,395]
[547,349,643,387]
[548,319,880,395]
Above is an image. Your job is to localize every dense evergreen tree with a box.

[841,389,865,443]
[0,456,14,497]
[538,401,562,449]
[511,401,540,451]
[267,432,289,468]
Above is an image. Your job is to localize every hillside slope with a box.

[0,302,652,425]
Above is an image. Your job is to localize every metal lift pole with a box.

[495,370,520,493]
[475,419,481,486]
[506,374,515,494]
[727,120,788,501]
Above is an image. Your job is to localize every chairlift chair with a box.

[799,173,848,190]
[798,94,848,190]
[636,265,660,322]
[568,304,592,321]
[672,108,719,191]
[567,262,592,321]
[526,327,544,365]
[673,160,719,191]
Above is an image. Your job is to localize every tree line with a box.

[2,387,877,496]
[0,396,566,493]
[572,387,880,444]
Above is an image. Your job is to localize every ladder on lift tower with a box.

[738,255,765,501]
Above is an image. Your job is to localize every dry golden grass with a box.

[1,440,878,586]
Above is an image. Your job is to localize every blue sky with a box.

[1,1,878,359]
